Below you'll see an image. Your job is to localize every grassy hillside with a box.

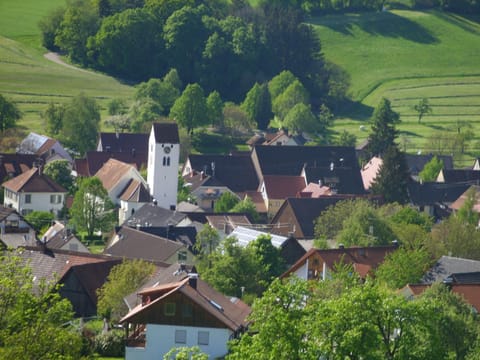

[312,10,480,163]
[0,0,134,135]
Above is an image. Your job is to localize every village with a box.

[1,121,480,359]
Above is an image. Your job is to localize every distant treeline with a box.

[39,0,334,104]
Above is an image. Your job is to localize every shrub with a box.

[94,330,125,357]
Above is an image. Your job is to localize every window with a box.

[175,330,186,344]
[198,331,209,345]
[50,194,62,204]
[178,251,187,262]
[25,194,31,204]
[164,302,176,316]
[182,304,192,318]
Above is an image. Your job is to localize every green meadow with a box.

[312,9,480,162]
[0,0,134,132]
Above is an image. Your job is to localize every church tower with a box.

[147,122,179,210]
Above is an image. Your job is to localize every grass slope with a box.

[312,10,480,162]
[0,0,134,134]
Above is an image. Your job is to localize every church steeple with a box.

[147,123,179,210]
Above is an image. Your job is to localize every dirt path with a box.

[43,52,96,74]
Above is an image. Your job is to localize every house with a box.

[0,205,36,248]
[147,123,180,211]
[182,153,259,193]
[2,167,67,216]
[41,221,89,253]
[420,256,480,284]
[16,132,73,164]
[436,169,480,183]
[450,185,480,215]
[229,226,305,266]
[404,154,453,180]
[14,246,123,317]
[0,153,37,183]
[119,179,153,225]
[259,175,306,218]
[401,282,480,312]
[280,244,398,281]
[301,163,366,195]
[74,151,147,177]
[269,196,382,239]
[104,226,195,265]
[182,170,238,211]
[407,182,470,219]
[120,274,251,360]
[97,132,149,154]
[246,130,308,147]
[181,212,253,237]
[125,203,191,229]
[95,158,147,206]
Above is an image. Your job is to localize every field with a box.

[0,0,134,133]
[312,10,480,164]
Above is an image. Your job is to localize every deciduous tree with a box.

[0,94,21,134]
[70,177,115,238]
[214,192,240,213]
[44,159,74,193]
[97,259,156,321]
[413,97,432,123]
[170,83,208,135]
[419,155,443,182]
[242,83,272,130]
[42,102,65,137]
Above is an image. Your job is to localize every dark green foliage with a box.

[214,192,240,213]
[60,93,101,156]
[367,97,400,158]
[242,83,272,130]
[191,129,233,153]
[206,91,224,127]
[25,211,54,234]
[170,83,208,134]
[94,330,125,357]
[38,6,65,51]
[230,197,260,223]
[413,97,432,123]
[44,159,74,193]
[0,94,21,134]
[42,102,65,137]
[371,145,410,204]
[335,130,356,146]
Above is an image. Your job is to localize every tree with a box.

[413,98,432,123]
[0,94,21,134]
[367,97,400,157]
[42,102,65,137]
[283,103,318,134]
[38,6,65,50]
[0,251,82,359]
[163,68,183,91]
[242,83,272,130]
[375,246,432,289]
[456,187,480,226]
[206,91,224,127]
[170,83,208,135]
[107,98,127,116]
[268,70,297,100]
[97,259,155,321]
[419,155,443,182]
[70,177,115,238]
[128,98,164,132]
[230,197,260,223]
[222,103,255,136]
[44,159,74,193]
[134,77,180,114]
[61,93,101,155]
[214,192,240,213]
[272,79,309,120]
[194,224,220,260]
[25,211,55,234]
[371,145,410,204]
[335,130,356,146]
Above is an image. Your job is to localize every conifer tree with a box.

[367,98,400,158]
[371,145,410,204]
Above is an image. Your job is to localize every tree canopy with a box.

[170,83,208,134]
[366,97,400,158]
[0,94,22,134]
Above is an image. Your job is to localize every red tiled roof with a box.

[36,138,57,156]
[2,167,66,193]
[262,175,306,199]
[405,283,480,311]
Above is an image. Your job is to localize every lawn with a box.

[0,0,134,134]
[311,10,480,161]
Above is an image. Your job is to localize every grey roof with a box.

[421,256,480,284]
[448,272,480,284]
[98,132,149,153]
[404,154,453,176]
[125,203,187,227]
[152,123,179,144]
[17,132,49,154]
[303,165,366,195]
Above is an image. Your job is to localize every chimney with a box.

[131,148,136,157]
[188,273,198,289]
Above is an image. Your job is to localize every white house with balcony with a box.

[2,167,66,217]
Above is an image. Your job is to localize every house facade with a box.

[2,167,67,216]
[0,205,36,248]
[120,276,250,360]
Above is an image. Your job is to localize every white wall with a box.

[294,261,309,280]
[147,127,179,211]
[4,191,64,216]
[126,324,232,360]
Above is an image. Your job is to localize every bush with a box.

[191,129,233,152]
[94,330,125,357]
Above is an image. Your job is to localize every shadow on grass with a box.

[334,98,374,121]
[424,123,446,130]
[434,10,480,34]
[315,11,438,44]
